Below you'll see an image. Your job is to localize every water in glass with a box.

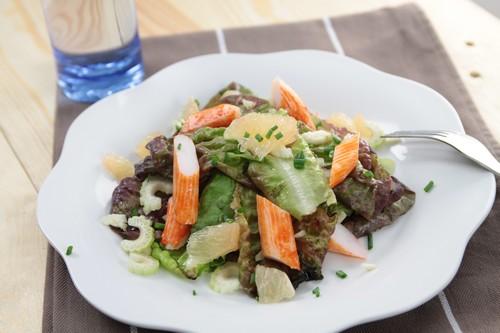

[43,0,144,102]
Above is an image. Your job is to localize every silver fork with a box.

[382,130,500,176]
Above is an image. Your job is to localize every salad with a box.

[101,79,415,303]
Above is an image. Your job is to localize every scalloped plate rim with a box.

[37,50,496,333]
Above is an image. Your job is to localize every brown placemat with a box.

[43,4,500,333]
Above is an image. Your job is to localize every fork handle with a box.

[382,132,500,176]
[382,130,446,139]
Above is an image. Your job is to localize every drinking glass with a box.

[42,0,144,103]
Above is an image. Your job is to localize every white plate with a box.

[37,50,496,333]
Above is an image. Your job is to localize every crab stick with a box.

[328,223,367,259]
[272,78,316,130]
[161,198,191,249]
[180,104,241,133]
[330,133,360,188]
[172,134,199,225]
[256,195,300,270]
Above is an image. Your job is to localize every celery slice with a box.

[121,216,154,253]
[128,253,159,275]
[151,243,185,277]
[101,214,127,230]
[139,176,172,214]
[301,130,333,145]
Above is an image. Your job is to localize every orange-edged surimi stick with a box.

[272,78,316,130]
[161,198,191,249]
[180,104,241,133]
[329,133,360,188]
[328,223,367,259]
[256,195,300,270]
[172,134,199,225]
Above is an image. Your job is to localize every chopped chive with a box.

[192,289,197,296]
[336,270,348,279]
[194,99,200,107]
[332,134,342,144]
[363,170,374,179]
[367,232,373,250]
[294,161,305,169]
[255,133,264,142]
[320,146,334,154]
[177,143,182,150]
[153,222,165,230]
[65,245,73,256]
[130,208,139,217]
[274,132,284,140]
[210,155,219,166]
[294,151,306,169]
[312,286,321,298]
[244,131,251,138]
[265,125,279,139]
[424,180,435,193]
[256,103,270,112]
[294,159,305,169]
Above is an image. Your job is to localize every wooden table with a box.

[1,0,499,331]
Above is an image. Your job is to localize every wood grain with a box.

[0,132,47,333]
[0,0,499,332]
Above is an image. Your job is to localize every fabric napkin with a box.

[44,4,499,332]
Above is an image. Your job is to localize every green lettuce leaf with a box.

[248,137,335,219]
[193,172,236,233]
[151,242,185,277]
[193,127,256,187]
[309,143,336,166]
[192,127,226,143]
